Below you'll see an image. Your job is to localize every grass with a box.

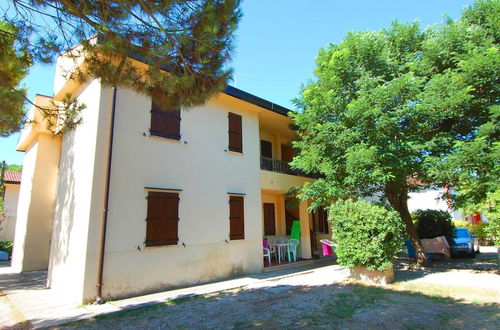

[323,286,385,319]
[393,282,500,304]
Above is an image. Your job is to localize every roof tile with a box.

[4,171,22,184]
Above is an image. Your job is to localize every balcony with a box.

[260,157,321,179]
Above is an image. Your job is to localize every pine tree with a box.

[0,0,242,135]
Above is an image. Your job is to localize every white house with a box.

[1,171,22,241]
[11,51,328,304]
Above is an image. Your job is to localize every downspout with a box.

[96,86,118,304]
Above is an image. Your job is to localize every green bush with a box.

[0,241,13,257]
[484,217,500,246]
[413,210,455,246]
[453,219,472,231]
[329,199,404,271]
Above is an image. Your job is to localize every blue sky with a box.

[0,0,474,165]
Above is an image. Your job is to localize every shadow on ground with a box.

[2,253,498,329]
[48,279,499,330]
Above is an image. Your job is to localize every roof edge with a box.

[222,86,291,117]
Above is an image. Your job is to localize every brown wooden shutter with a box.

[229,195,244,240]
[150,101,181,140]
[260,140,272,158]
[228,113,242,152]
[263,203,276,236]
[145,191,179,246]
[281,143,294,163]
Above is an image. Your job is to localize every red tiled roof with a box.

[4,171,22,184]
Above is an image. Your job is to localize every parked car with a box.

[451,227,479,256]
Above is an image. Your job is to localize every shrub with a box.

[453,220,472,231]
[484,217,500,246]
[329,199,404,271]
[413,210,455,246]
[0,241,13,257]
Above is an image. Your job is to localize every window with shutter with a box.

[229,195,244,240]
[228,112,242,153]
[150,101,181,140]
[145,191,179,246]
[263,203,276,236]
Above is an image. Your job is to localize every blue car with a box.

[451,227,479,256]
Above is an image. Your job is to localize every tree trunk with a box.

[385,184,428,266]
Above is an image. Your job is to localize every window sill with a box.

[149,134,182,144]
[143,244,182,251]
[227,151,244,156]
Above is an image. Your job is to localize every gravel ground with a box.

[55,248,500,330]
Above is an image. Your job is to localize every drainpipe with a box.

[96,86,118,304]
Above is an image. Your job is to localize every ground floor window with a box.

[145,190,180,247]
[229,195,245,240]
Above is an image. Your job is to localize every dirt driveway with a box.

[54,247,499,329]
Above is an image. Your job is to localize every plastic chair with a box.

[263,240,275,267]
[287,239,300,262]
[290,220,301,240]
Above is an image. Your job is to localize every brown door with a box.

[263,203,276,236]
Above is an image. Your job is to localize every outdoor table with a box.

[269,243,290,264]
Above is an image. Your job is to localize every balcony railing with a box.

[260,157,321,178]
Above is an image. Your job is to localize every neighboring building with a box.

[12,51,328,304]
[0,171,22,241]
[408,188,466,221]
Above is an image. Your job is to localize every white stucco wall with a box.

[0,184,20,241]
[53,45,88,96]
[48,81,267,302]
[11,134,61,272]
[408,188,462,220]
[48,79,104,303]
[95,88,263,300]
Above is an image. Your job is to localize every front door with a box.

[310,208,329,257]
[263,203,276,236]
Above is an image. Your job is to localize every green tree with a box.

[5,164,22,172]
[0,0,242,135]
[290,0,499,265]
[425,0,500,245]
[0,20,30,136]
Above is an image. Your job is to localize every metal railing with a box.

[260,157,321,178]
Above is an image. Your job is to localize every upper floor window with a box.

[150,100,181,140]
[228,112,242,153]
[145,190,180,247]
[260,140,272,158]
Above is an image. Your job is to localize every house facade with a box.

[12,52,328,303]
[0,171,22,241]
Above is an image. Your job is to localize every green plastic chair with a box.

[290,220,301,240]
[288,221,301,261]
